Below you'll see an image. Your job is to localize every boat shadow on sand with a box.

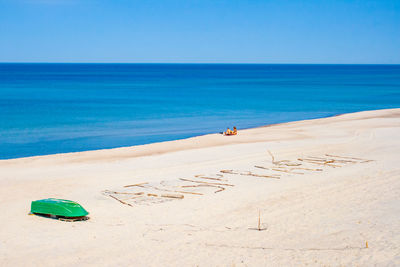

[29,212,90,222]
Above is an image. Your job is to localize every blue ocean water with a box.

[0,63,399,159]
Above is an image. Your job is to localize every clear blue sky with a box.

[0,0,399,63]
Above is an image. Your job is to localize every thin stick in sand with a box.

[267,150,301,166]
[181,184,226,193]
[248,210,267,231]
[302,158,336,163]
[254,165,269,170]
[195,175,227,181]
[221,169,280,179]
[307,156,356,163]
[199,176,224,181]
[240,171,280,179]
[124,182,149,188]
[220,169,239,174]
[149,185,203,195]
[298,158,340,167]
[214,186,225,193]
[280,161,302,167]
[161,194,184,199]
[325,154,374,162]
[271,168,304,175]
[291,167,323,171]
[178,191,203,195]
[158,180,203,195]
[179,178,234,187]
[107,194,133,207]
[255,166,303,175]
[267,150,277,164]
[103,190,144,195]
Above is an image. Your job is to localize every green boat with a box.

[31,198,89,220]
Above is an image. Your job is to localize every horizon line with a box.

[1,62,399,65]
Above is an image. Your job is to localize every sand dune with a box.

[1,108,400,266]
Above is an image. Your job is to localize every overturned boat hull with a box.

[31,198,89,219]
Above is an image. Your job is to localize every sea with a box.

[0,63,399,159]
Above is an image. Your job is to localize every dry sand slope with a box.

[0,108,400,266]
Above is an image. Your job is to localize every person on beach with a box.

[224,127,237,135]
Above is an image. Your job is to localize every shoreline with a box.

[1,108,398,164]
[1,107,400,266]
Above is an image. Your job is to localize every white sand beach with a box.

[0,108,399,266]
